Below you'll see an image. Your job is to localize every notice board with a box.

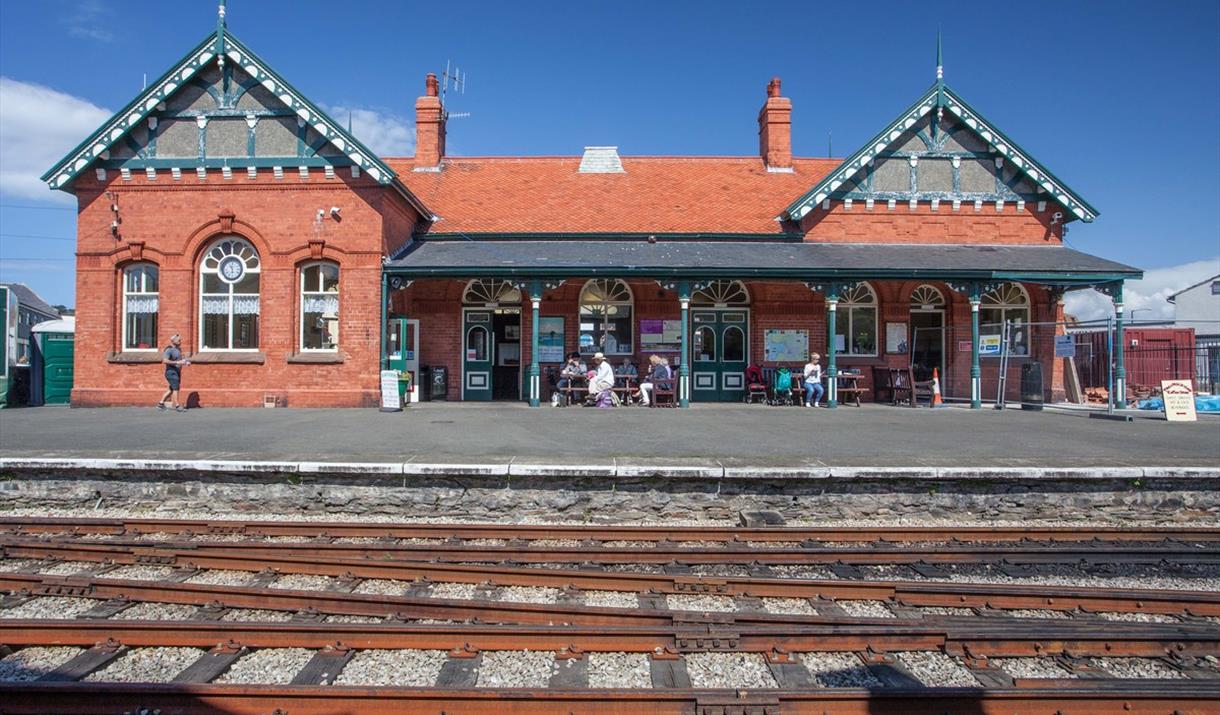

[1161,379,1197,422]
[764,329,808,363]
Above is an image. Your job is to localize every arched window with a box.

[834,282,877,357]
[694,325,716,362]
[466,325,488,361]
[200,238,260,350]
[463,279,521,305]
[692,280,750,306]
[723,325,745,362]
[579,279,633,355]
[909,285,945,308]
[300,262,339,351]
[980,282,1031,356]
[122,263,158,351]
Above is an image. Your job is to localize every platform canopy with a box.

[384,239,1140,286]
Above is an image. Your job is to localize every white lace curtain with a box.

[302,294,339,314]
[202,295,260,315]
[125,295,158,314]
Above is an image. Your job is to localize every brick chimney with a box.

[413,73,445,171]
[758,77,792,171]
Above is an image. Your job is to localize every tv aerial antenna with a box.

[441,60,471,120]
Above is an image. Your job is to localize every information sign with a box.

[538,317,565,362]
[979,335,1002,356]
[379,369,402,412]
[1161,380,1197,422]
[1054,335,1076,358]
[764,329,809,362]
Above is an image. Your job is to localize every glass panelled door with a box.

[463,310,493,401]
[691,310,748,401]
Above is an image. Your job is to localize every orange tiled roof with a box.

[387,156,838,235]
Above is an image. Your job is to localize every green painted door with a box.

[39,332,74,405]
[462,310,493,401]
[690,310,748,402]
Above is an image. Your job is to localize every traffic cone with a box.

[931,367,945,408]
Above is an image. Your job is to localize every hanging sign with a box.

[1054,335,1076,358]
[379,370,402,412]
[1161,380,1197,422]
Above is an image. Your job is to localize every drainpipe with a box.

[970,281,982,409]
[380,273,389,371]
[679,281,691,408]
[528,280,542,407]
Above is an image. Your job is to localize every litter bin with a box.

[1020,362,1043,411]
[430,365,448,401]
[419,366,432,402]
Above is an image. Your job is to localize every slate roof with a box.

[2,284,59,318]
[386,241,1140,282]
[389,157,838,234]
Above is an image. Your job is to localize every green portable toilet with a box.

[31,317,75,406]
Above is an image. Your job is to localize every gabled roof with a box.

[41,29,430,216]
[1,283,59,317]
[1168,273,1220,302]
[783,83,1099,224]
[391,156,838,235]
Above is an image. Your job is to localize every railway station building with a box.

[46,22,1140,409]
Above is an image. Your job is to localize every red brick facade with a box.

[70,171,423,407]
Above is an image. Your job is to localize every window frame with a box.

[198,237,261,352]
[578,279,634,356]
[979,282,1032,358]
[299,261,340,353]
[121,263,160,352]
[834,282,879,357]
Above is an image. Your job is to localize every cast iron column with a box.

[970,282,982,409]
[679,280,691,408]
[1113,280,1127,409]
[528,280,542,407]
[826,282,839,409]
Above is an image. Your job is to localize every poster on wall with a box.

[764,329,808,363]
[537,317,565,362]
[640,319,682,351]
[979,335,1002,356]
[886,322,908,354]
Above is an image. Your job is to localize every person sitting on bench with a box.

[588,352,617,408]
[803,352,825,408]
[552,352,587,406]
[637,355,670,407]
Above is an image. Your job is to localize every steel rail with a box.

[4,570,1220,632]
[4,516,1219,542]
[6,534,1217,567]
[4,543,1219,616]
[2,682,1217,715]
[3,619,1216,658]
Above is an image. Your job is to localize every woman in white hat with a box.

[588,352,616,407]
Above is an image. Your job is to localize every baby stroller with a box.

[744,364,768,404]
[769,367,795,406]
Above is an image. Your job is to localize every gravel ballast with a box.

[270,574,336,590]
[496,586,558,604]
[762,597,817,615]
[800,652,881,688]
[584,591,638,609]
[994,657,1074,679]
[1092,657,1185,679]
[684,653,778,689]
[476,650,552,688]
[185,569,254,586]
[587,652,650,688]
[836,600,896,618]
[665,594,736,612]
[104,565,176,581]
[216,648,314,684]
[896,651,979,687]
[220,608,293,622]
[119,602,199,620]
[84,647,202,682]
[335,649,446,686]
[0,597,97,619]
[0,647,84,682]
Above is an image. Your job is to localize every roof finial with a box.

[935,28,943,83]
[216,0,227,65]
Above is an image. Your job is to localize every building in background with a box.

[43,15,1141,408]
[1169,273,1220,394]
[0,283,60,364]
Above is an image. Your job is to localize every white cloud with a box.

[322,104,414,157]
[63,0,115,43]
[1065,256,1220,323]
[0,77,111,202]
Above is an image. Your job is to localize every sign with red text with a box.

[1161,380,1196,422]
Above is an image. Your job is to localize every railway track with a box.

[2,518,1218,714]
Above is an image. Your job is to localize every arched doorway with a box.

[690,280,750,401]
[462,280,522,401]
[909,284,946,385]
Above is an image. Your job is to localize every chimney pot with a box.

[425,73,439,97]
[414,73,446,170]
[758,77,792,170]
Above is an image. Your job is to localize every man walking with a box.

[157,334,188,412]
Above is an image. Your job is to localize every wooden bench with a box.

[835,376,866,407]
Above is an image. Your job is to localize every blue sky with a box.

[1,0,1217,314]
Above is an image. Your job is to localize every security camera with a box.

[330,206,341,217]
[1050,211,1063,224]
